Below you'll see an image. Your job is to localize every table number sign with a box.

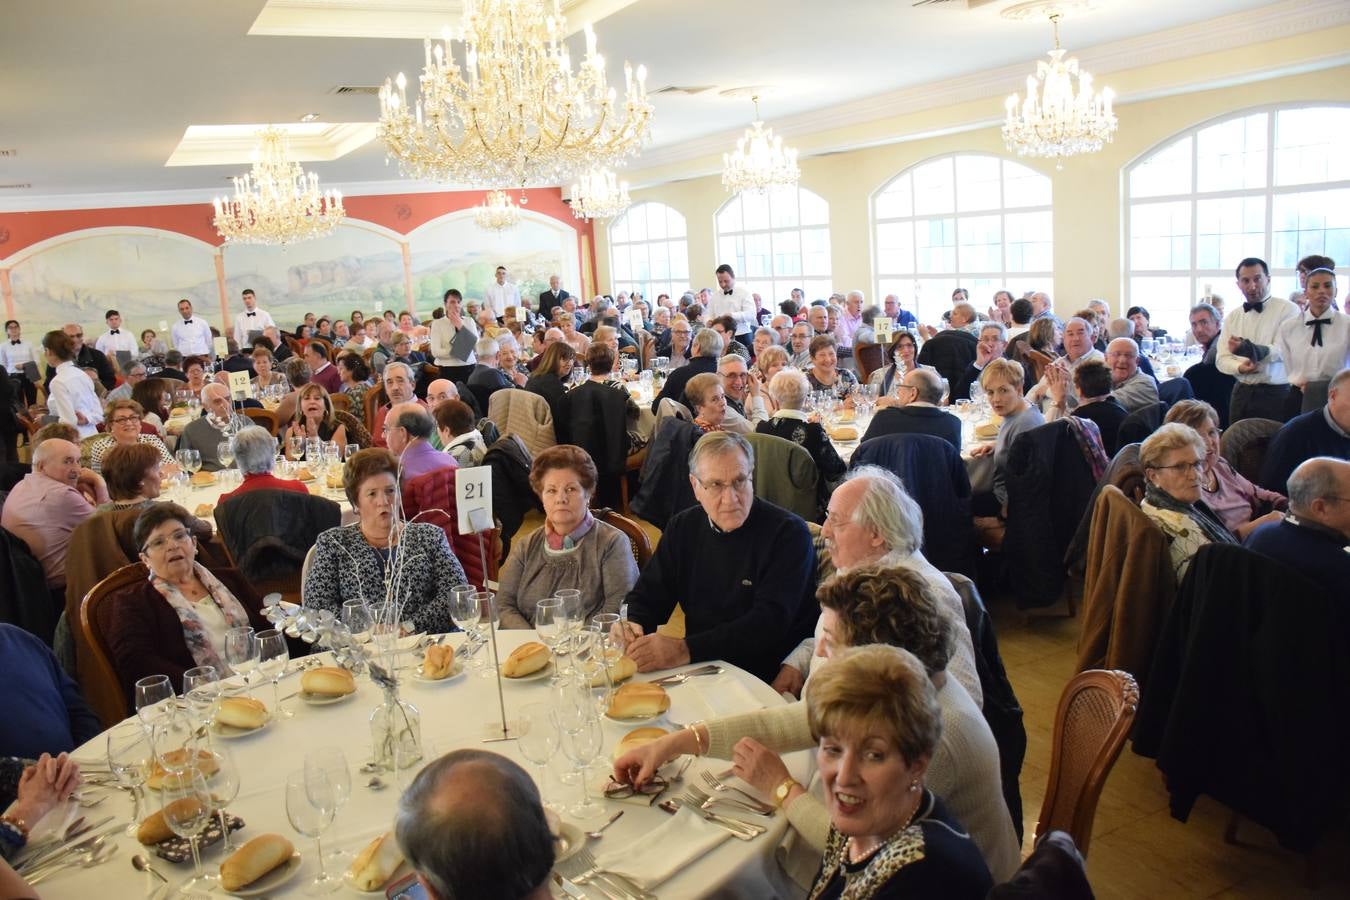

[213,336,229,358]
[873,317,893,345]
[227,370,250,401]
[625,308,644,333]
[455,466,493,534]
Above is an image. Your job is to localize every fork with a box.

[683,783,774,818]
[701,770,777,815]
[554,848,646,900]
[648,664,722,687]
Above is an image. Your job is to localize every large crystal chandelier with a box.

[1002,14,1117,166]
[378,0,653,188]
[569,167,630,220]
[473,190,521,232]
[212,127,345,245]
[722,95,800,195]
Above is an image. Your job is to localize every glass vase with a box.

[369,687,422,771]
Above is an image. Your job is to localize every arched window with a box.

[715,187,831,305]
[873,154,1052,325]
[1125,104,1350,334]
[608,202,690,301]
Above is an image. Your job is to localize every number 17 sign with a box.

[455,466,494,534]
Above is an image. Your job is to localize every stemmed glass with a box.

[517,702,560,810]
[107,722,151,836]
[224,626,258,697]
[285,768,339,895]
[343,443,359,464]
[559,710,604,820]
[202,743,240,852]
[257,628,292,719]
[555,589,583,677]
[342,599,373,644]
[134,674,174,727]
[534,598,565,684]
[216,439,235,472]
[161,768,215,894]
[182,665,221,731]
[473,592,499,678]
[175,449,201,485]
[305,748,352,865]
[286,434,305,461]
[578,628,614,718]
[449,587,482,672]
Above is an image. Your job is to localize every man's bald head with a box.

[426,379,458,405]
[1288,457,1350,540]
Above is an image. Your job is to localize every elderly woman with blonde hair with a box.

[1140,422,1238,580]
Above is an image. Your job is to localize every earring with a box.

[909,780,919,792]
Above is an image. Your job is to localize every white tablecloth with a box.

[46,631,810,899]
[165,471,357,526]
[831,405,997,494]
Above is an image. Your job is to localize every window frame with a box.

[607,201,691,302]
[713,186,833,304]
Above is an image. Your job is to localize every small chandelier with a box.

[569,167,630,220]
[1002,14,1117,166]
[473,190,521,232]
[378,0,653,188]
[721,95,800,194]
[213,127,345,245]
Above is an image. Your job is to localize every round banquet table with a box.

[45,630,811,899]
[831,402,997,494]
[165,468,358,527]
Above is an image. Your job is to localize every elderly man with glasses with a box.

[619,431,816,682]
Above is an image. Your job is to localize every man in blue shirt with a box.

[0,624,100,759]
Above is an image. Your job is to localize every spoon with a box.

[585,810,623,840]
[76,793,108,809]
[133,854,169,884]
[367,775,387,791]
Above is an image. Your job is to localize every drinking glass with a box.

[257,628,292,719]
[161,769,215,894]
[149,707,199,776]
[343,442,359,462]
[223,626,258,694]
[342,599,373,643]
[216,440,235,470]
[202,743,240,851]
[473,592,499,678]
[559,713,604,819]
[182,665,220,730]
[517,702,560,809]
[305,748,352,864]
[554,589,583,677]
[134,674,174,726]
[107,722,151,836]
[591,613,623,661]
[534,598,565,684]
[183,449,202,477]
[449,588,482,671]
[285,768,339,895]
[287,434,305,461]
[323,441,340,468]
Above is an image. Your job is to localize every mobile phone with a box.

[386,872,428,900]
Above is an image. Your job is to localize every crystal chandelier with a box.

[473,190,521,232]
[1002,14,1117,166]
[378,0,653,188]
[569,167,630,220]
[212,127,345,245]
[722,96,800,195]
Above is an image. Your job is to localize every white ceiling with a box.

[0,0,1326,205]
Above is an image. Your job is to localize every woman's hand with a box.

[770,664,805,698]
[1045,362,1069,406]
[1234,509,1284,541]
[612,732,682,788]
[305,417,320,438]
[7,754,82,826]
[731,738,790,796]
[968,442,996,458]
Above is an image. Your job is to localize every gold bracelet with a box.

[686,721,706,756]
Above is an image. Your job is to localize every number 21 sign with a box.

[455,466,494,534]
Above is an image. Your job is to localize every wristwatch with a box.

[774,776,800,807]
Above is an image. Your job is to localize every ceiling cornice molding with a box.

[248,0,632,40]
[626,0,1350,177]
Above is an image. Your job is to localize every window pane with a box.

[769,187,800,228]
[875,175,913,220]
[915,217,956,273]
[876,222,915,275]
[631,244,651,282]
[1272,188,1350,269]
[955,156,1002,213]
[670,240,689,279]
[801,228,831,276]
[1196,112,1267,193]
[1003,160,1052,208]
[742,191,770,231]
[772,230,802,277]
[1129,276,1193,336]
[646,204,667,240]
[1130,201,1192,270]
[1196,197,1266,270]
[957,215,1002,272]
[667,208,687,238]
[648,242,670,280]
[1130,136,1192,198]
[715,188,832,296]
[610,212,629,244]
[800,189,830,226]
[913,158,956,216]
[626,207,647,242]
[1005,211,1053,272]
[720,235,743,273]
[1275,107,1350,186]
[744,232,772,277]
[611,245,631,281]
[716,196,742,233]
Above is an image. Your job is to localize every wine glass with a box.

[134,674,174,727]
[305,748,352,865]
[161,768,215,894]
[149,707,199,777]
[534,598,565,685]
[183,449,202,478]
[285,768,339,895]
[257,628,292,718]
[559,712,604,819]
[342,599,373,643]
[577,627,613,718]
[287,434,305,461]
[223,626,258,696]
[323,440,340,468]
[182,665,220,730]
[473,592,498,678]
[217,439,235,471]
[555,589,583,677]
[202,743,240,852]
[107,722,151,836]
[517,702,560,810]
[449,587,482,672]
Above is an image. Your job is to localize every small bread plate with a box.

[544,809,585,864]
[224,852,302,897]
[411,658,466,684]
[211,717,271,740]
[502,661,553,683]
[604,708,667,724]
[299,689,355,706]
[342,861,411,895]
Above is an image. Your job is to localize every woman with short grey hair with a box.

[218,425,309,501]
[757,369,845,508]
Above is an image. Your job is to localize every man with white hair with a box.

[651,326,723,414]
[1,438,108,589]
[1028,317,1104,416]
[537,274,570,323]
[789,321,813,368]
[105,360,147,403]
[1245,457,1350,592]
[1029,291,1055,321]
[424,379,461,450]
[467,337,514,400]
[385,402,456,481]
[372,361,427,449]
[177,383,247,471]
[859,367,962,449]
[836,291,865,352]
[717,354,768,433]
[769,314,793,346]
[219,425,308,500]
[883,293,919,330]
[1105,337,1161,412]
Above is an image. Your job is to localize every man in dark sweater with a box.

[621,432,817,683]
[1261,368,1350,492]
[0,624,101,758]
[1245,457,1350,594]
[650,327,722,414]
[1065,361,1129,458]
[861,368,961,450]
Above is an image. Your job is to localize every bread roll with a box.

[217,695,268,729]
[502,641,550,678]
[421,645,456,680]
[295,467,315,482]
[589,655,636,687]
[300,666,356,697]
[220,834,295,891]
[974,422,999,440]
[607,682,671,719]
[137,797,207,844]
[190,471,215,487]
[346,832,404,891]
[146,748,219,790]
[194,503,214,518]
[829,425,859,441]
[612,726,668,760]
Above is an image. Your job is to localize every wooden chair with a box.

[363,385,388,434]
[78,561,150,726]
[854,341,884,386]
[637,329,655,372]
[1220,417,1282,487]
[1025,348,1055,384]
[595,507,653,569]
[243,407,278,435]
[617,446,647,517]
[310,336,334,357]
[329,393,352,413]
[284,335,304,357]
[361,346,378,365]
[1035,669,1139,857]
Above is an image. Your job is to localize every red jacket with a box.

[401,468,492,590]
[219,472,311,502]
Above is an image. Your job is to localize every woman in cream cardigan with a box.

[611,565,1021,888]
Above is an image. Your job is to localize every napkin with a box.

[684,676,765,719]
[592,805,731,890]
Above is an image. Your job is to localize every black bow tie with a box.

[1308,318,1331,347]
[109,329,119,335]
[246,311,256,317]
[724,289,733,295]
[1243,300,1265,314]
[9,340,19,346]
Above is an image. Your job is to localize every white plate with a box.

[342,861,409,895]
[410,658,466,684]
[211,718,271,740]
[225,852,302,897]
[553,822,584,864]
[604,708,667,724]
[502,661,553,682]
[300,690,355,706]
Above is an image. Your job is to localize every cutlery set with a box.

[554,847,655,900]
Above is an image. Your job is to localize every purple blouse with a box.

[1202,457,1286,534]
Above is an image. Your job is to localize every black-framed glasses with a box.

[603,775,667,800]
[1150,459,1205,475]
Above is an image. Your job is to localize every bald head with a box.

[1288,457,1350,539]
[1106,337,1140,384]
[426,379,458,405]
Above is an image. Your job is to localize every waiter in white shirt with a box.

[171,298,215,360]
[1216,256,1300,423]
[1,319,37,405]
[482,265,521,323]
[1277,267,1349,414]
[232,288,276,348]
[710,264,759,346]
[94,309,137,359]
[42,330,103,438]
[429,288,479,381]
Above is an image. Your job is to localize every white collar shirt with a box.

[172,316,215,357]
[482,282,521,320]
[94,329,137,357]
[0,339,34,373]
[1277,307,1350,385]
[707,285,758,335]
[233,308,276,347]
[48,361,104,438]
[1216,295,1300,384]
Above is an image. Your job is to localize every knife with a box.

[552,872,589,899]
[658,800,761,840]
[15,816,112,872]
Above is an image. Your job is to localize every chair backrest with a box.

[1035,668,1139,856]
[301,544,315,587]
[637,330,655,372]
[329,393,352,413]
[1116,401,1166,447]
[485,389,555,458]
[854,342,884,386]
[243,407,278,435]
[401,468,500,589]
[594,507,653,569]
[743,432,819,521]
[1158,376,1194,406]
[653,396,692,433]
[363,384,388,433]
[79,561,150,725]
[1025,348,1055,384]
[1219,417,1282,486]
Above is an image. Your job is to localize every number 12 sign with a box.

[455,466,494,534]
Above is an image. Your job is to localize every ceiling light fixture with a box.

[569,167,630,221]
[300,112,320,123]
[213,127,345,245]
[1002,13,1116,167]
[378,0,653,188]
[473,189,521,232]
[721,95,800,195]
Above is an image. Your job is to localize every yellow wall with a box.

[594,25,1350,320]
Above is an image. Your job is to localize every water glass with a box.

[473,592,499,678]
[517,702,561,809]
[343,443,359,463]
[216,440,235,470]
[342,599,373,643]
[107,722,151,835]
[223,626,259,693]
[182,665,220,729]
[449,587,481,669]
[257,628,292,718]
[287,434,305,461]
[534,598,565,684]
[285,769,339,895]
[559,714,604,819]
[134,674,174,726]
[161,769,215,894]
[305,748,352,864]
[202,744,240,851]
